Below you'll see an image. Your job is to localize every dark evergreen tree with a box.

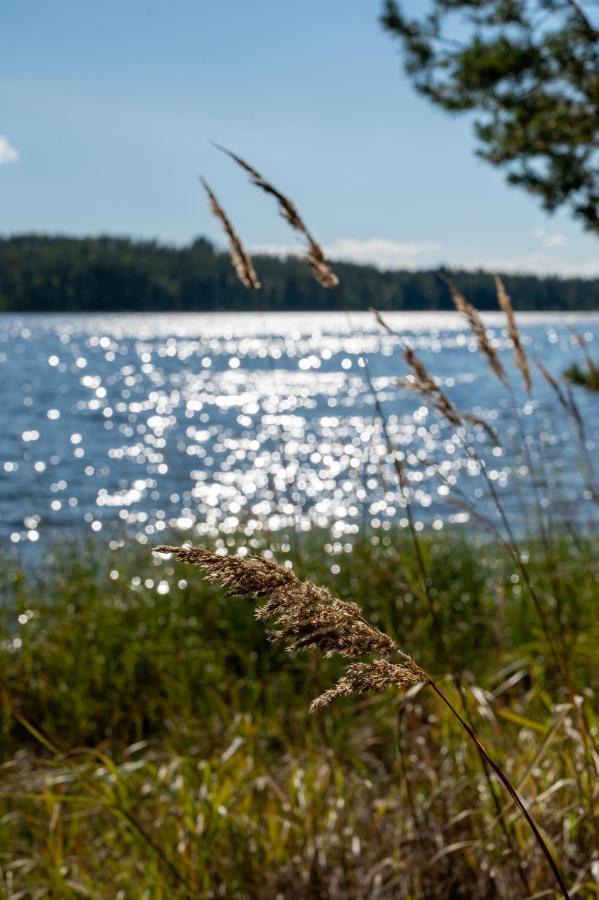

[381,1,599,231]
[0,234,597,313]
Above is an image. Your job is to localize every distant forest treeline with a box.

[1,235,597,312]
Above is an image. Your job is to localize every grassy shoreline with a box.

[1,528,597,896]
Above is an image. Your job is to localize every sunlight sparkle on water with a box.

[0,311,598,550]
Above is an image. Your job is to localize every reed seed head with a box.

[445,277,508,385]
[371,308,496,441]
[154,546,295,598]
[200,178,261,292]
[154,545,428,710]
[309,659,424,713]
[495,275,532,393]
[214,144,339,289]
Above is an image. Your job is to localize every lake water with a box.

[1,311,598,555]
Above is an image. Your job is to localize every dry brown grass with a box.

[444,276,508,385]
[214,143,339,289]
[373,307,496,441]
[495,274,532,392]
[156,544,571,898]
[154,545,426,713]
[200,177,261,291]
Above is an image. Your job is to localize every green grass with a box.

[0,528,598,897]
[564,361,599,390]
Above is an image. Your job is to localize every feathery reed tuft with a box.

[399,373,497,442]
[495,275,532,392]
[373,309,495,440]
[214,144,339,289]
[444,277,508,385]
[154,545,426,703]
[200,178,261,291]
[156,545,294,597]
[309,659,422,712]
[155,545,571,897]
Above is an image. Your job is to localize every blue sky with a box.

[1,0,598,276]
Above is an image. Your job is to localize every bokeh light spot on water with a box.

[0,311,597,552]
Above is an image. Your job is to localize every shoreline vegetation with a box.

[1,156,598,896]
[1,234,599,313]
[1,528,597,896]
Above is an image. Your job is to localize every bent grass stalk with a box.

[154,545,571,900]
[494,275,532,394]
[370,307,549,892]
[199,178,260,292]
[200,172,303,559]
[415,284,598,823]
[213,143,339,290]
[422,285,572,679]
[198,151,582,890]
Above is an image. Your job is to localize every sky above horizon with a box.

[1,0,598,277]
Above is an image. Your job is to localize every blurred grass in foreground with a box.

[0,528,597,897]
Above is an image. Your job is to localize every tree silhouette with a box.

[382,0,598,232]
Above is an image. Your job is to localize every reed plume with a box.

[309,659,422,712]
[154,544,571,899]
[495,275,532,392]
[444,277,508,385]
[154,546,422,690]
[200,178,261,291]
[399,372,497,443]
[373,308,496,441]
[213,144,339,289]
[154,545,424,675]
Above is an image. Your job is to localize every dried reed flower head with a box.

[152,550,570,895]
[157,545,294,598]
[371,308,496,441]
[200,178,261,291]
[154,546,428,710]
[309,659,422,712]
[444,277,508,385]
[495,275,532,393]
[400,374,497,443]
[214,144,339,289]
[402,344,431,385]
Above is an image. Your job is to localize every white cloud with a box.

[0,135,19,164]
[253,237,441,270]
[532,227,568,248]
[457,253,599,278]
[253,235,598,278]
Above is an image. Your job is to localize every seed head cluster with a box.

[495,275,532,393]
[155,546,427,711]
[200,179,261,292]
[309,659,423,713]
[446,278,508,385]
[215,144,339,290]
[400,348,496,442]
[372,308,495,440]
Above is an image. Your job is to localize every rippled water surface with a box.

[1,311,598,552]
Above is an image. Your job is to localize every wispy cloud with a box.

[0,135,19,165]
[458,253,599,278]
[253,237,441,270]
[253,235,597,278]
[532,227,568,249]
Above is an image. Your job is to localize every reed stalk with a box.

[155,545,571,899]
